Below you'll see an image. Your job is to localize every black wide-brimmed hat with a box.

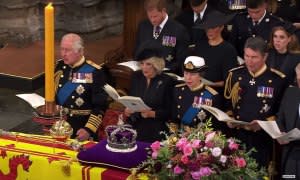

[183,56,207,73]
[135,40,163,61]
[194,10,235,29]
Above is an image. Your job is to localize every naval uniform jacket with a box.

[224,65,287,167]
[134,18,190,75]
[55,58,108,138]
[229,11,285,57]
[171,83,225,132]
[276,86,300,178]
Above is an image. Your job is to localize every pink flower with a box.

[173,165,184,175]
[181,154,189,164]
[183,143,193,156]
[190,170,201,180]
[205,132,216,143]
[219,155,227,163]
[229,142,239,151]
[235,157,247,168]
[199,166,213,176]
[152,151,158,159]
[176,138,188,151]
[211,147,222,157]
[150,141,161,152]
[191,139,201,148]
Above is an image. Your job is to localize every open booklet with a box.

[200,105,250,125]
[118,60,169,72]
[103,84,151,112]
[16,93,45,109]
[256,121,300,142]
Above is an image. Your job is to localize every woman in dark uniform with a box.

[124,46,175,142]
[267,24,300,85]
[170,56,226,134]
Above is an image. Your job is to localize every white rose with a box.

[211,147,222,157]
[220,155,227,163]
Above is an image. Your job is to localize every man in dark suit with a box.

[276,63,300,179]
[134,0,190,75]
[229,0,286,57]
[175,0,214,45]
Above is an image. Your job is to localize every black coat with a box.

[134,18,190,75]
[276,86,300,178]
[267,49,300,86]
[175,5,215,44]
[127,71,175,142]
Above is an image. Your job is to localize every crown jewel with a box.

[105,124,137,153]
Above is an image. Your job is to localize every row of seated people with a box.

[105,36,298,177]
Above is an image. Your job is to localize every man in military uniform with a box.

[55,33,108,141]
[229,0,287,57]
[224,37,287,168]
[170,56,225,133]
[134,0,190,75]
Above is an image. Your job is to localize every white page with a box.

[16,93,45,108]
[118,60,140,71]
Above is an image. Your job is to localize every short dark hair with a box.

[246,0,266,9]
[144,0,167,11]
[244,37,267,56]
[189,0,206,7]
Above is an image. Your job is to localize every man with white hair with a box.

[55,33,108,141]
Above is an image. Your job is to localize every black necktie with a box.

[195,13,201,23]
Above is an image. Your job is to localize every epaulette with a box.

[86,60,101,69]
[229,65,245,72]
[205,86,218,95]
[270,68,286,78]
[175,83,185,88]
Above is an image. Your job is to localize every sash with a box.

[181,89,213,125]
[56,64,95,105]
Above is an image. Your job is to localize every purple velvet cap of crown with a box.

[105,124,137,150]
[77,140,150,170]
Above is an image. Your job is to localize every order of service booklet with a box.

[200,105,250,125]
[103,84,150,112]
[256,121,300,142]
[16,93,45,108]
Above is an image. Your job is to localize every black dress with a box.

[267,49,300,86]
[127,71,174,142]
[276,86,300,178]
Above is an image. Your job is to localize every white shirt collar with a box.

[255,10,266,24]
[158,14,168,30]
[194,3,207,22]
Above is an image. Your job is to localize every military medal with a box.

[166,54,173,61]
[75,97,84,107]
[76,84,85,95]
[249,78,255,85]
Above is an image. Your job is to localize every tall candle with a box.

[45,3,55,102]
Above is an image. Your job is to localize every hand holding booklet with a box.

[200,105,250,125]
[256,121,300,142]
[103,84,151,112]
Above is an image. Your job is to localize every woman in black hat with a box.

[124,46,175,142]
[192,10,238,103]
[267,24,300,86]
[170,56,227,134]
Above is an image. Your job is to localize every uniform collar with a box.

[249,64,267,78]
[189,82,204,91]
[70,56,85,68]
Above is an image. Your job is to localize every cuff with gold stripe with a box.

[85,114,103,133]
